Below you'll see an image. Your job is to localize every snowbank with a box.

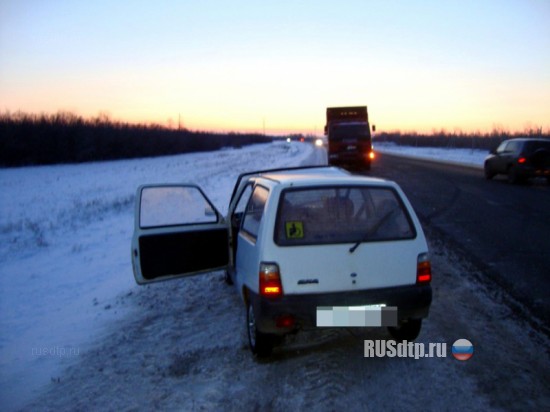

[374,141,488,168]
[0,142,318,410]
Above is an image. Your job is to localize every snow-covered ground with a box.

[0,142,321,410]
[374,141,488,168]
[2,141,549,411]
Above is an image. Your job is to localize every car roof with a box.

[504,137,550,143]
[258,167,390,187]
[230,166,394,204]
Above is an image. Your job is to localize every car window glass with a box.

[241,186,268,239]
[506,141,521,153]
[234,184,253,215]
[275,186,415,246]
[496,142,508,154]
[140,186,217,228]
[524,140,550,154]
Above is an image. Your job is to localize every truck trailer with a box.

[325,106,374,170]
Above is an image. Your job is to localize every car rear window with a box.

[523,140,550,154]
[275,186,416,246]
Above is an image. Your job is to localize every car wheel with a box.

[246,302,273,357]
[484,163,495,180]
[388,319,422,341]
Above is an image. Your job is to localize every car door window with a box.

[140,186,218,228]
[241,186,269,239]
[506,141,521,154]
[235,184,253,216]
[496,142,508,154]
[230,184,252,229]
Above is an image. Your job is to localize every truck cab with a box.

[326,106,374,171]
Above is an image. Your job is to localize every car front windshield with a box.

[275,186,415,246]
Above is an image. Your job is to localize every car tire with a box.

[484,163,495,180]
[388,319,422,341]
[246,302,273,357]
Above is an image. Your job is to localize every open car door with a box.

[131,184,230,285]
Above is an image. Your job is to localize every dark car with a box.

[484,138,550,184]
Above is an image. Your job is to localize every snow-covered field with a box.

[0,142,321,410]
[374,141,487,168]
[1,142,549,411]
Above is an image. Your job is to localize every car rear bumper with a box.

[328,152,370,164]
[519,166,550,178]
[248,284,432,335]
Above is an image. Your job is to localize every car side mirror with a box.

[372,125,376,132]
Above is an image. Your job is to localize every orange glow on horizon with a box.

[1,107,548,136]
[1,2,548,140]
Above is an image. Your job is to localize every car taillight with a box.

[259,262,283,297]
[368,151,375,160]
[518,157,526,164]
[416,253,431,284]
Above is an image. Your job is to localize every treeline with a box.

[375,127,550,151]
[0,111,273,167]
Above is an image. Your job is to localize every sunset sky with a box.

[1,0,549,135]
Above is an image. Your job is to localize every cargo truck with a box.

[325,106,374,170]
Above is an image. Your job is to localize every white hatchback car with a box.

[131,166,432,356]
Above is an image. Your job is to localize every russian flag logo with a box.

[452,339,474,361]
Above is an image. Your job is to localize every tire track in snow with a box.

[243,329,369,411]
[22,220,548,412]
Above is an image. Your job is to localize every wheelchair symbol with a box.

[285,221,304,239]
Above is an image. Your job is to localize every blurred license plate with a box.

[317,304,397,327]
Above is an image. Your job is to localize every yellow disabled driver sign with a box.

[285,221,304,239]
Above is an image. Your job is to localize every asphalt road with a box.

[368,153,550,331]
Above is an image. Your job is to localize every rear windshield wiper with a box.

[349,210,394,253]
